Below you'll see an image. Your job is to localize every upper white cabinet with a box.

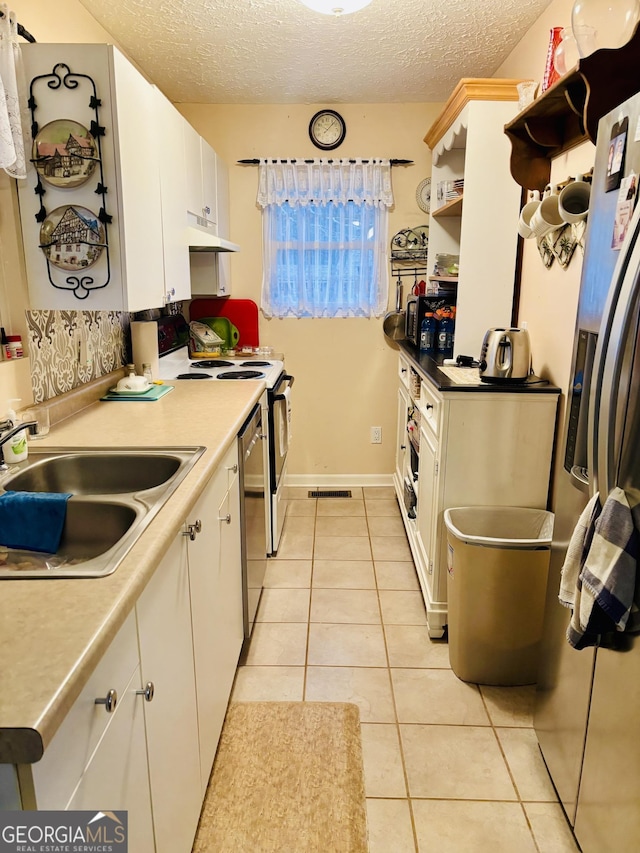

[18,44,165,312]
[424,79,523,360]
[153,86,191,304]
[184,120,217,231]
[17,44,234,311]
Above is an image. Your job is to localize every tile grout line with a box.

[366,493,421,853]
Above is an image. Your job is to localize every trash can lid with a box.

[444,506,554,549]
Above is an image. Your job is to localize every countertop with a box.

[398,341,561,394]
[0,380,264,764]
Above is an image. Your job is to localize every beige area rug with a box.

[192,702,368,853]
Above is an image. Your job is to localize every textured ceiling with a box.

[77,0,552,104]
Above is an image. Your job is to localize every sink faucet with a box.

[0,419,39,471]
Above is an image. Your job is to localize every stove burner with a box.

[192,360,235,368]
[240,360,272,367]
[217,370,265,380]
[176,372,213,380]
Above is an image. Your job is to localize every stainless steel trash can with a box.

[444,506,554,686]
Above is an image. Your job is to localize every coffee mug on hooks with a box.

[518,191,541,239]
[530,184,564,239]
[558,174,591,223]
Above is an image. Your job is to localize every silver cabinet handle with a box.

[136,682,155,703]
[218,513,231,524]
[95,688,117,713]
[183,519,202,540]
[226,463,238,473]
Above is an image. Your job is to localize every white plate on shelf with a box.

[108,384,153,395]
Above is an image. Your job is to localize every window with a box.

[258,159,393,319]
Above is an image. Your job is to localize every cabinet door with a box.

[396,385,410,486]
[201,139,217,229]
[111,47,165,312]
[66,666,155,853]
[416,423,439,597]
[184,120,203,220]
[153,87,191,303]
[188,445,243,794]
[136,533,201,853]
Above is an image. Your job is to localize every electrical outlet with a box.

[371,426,382,444]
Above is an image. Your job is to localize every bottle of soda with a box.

[419,312,437,355]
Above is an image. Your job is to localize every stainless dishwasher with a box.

[238,402,268,650]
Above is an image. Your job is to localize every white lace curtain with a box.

[258,159,394,319]
[257,158,394,208]
[0,4,27,179]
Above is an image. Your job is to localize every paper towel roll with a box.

[131,321,159,379]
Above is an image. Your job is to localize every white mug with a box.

[518,191,541,239]
[530,184,564,238]
[558,175,591,223]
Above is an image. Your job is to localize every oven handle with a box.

[273,374,294,400]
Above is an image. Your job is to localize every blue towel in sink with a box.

[0,491,72,554]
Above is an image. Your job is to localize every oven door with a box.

[268,372,294,553]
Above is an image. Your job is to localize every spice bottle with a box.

[142,362,153,383]
[4,335,23,360]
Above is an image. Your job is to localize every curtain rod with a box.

[0,9,36,42]
[238,158,413,166]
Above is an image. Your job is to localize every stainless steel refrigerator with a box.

[535,90,640,853]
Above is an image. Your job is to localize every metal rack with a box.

[390,226,429,285]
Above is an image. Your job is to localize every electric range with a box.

[157,346,284,390]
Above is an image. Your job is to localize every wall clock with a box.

[416,177,431,213]
[309,109,346,151]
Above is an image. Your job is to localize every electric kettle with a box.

[479,328,531,382]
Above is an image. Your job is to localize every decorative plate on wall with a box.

[39,204,105,271]
[416,177,431,213]
[33,119,97,189]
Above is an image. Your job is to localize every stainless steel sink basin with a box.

[2,451,184,494]
[0,447,205,579]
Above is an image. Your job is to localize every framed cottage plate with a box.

[33,119,98,189]
[39,205,105,271]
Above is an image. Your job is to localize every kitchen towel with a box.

[561,488,640,649]
[0,490,71,553]
[131,320,160,379]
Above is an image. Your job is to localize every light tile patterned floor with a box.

[231,486,580,853]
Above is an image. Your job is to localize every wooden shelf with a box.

[432,195,463,218]
[504,22,640,191]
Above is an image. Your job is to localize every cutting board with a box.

[101,384,175,402]
[189,298,259,347]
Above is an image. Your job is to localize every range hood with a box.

[187,227,240,252]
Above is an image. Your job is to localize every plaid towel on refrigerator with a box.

[560,487,640,649]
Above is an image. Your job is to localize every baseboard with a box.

[284,473,395,488]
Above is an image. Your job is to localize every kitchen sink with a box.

[0,446,205,579]
[3,451,183,494]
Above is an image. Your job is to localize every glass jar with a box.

[571,0,640,56]
[553,27,581,76]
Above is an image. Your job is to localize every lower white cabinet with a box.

[188,442,243,794]
[135,532,202,853]
[394,354,558,637]
[12,442,245,853]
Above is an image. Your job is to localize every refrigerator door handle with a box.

[589,201,640,498]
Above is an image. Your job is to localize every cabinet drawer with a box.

[398,357,410,390]
[31,610,139,809]
[419,382,441,437]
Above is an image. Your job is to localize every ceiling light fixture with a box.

[298,0,372,16]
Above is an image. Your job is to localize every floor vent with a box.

[308,490,353,499]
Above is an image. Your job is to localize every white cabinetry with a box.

[135,533,202,853]
[184,121,218,231]
[18,44,166,312]
[424,79,523,359]
[394,354,558,637]
[153,86,191,304]
[29,611,155,849]
[188,442,243,794]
